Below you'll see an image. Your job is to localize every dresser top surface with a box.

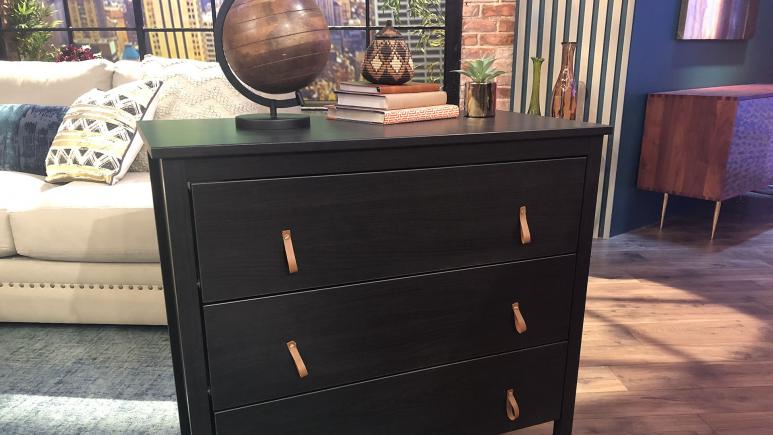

[139,111,611,159]
[653,84,773,100]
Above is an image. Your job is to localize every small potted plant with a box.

[55,44,99,62]
[454,57,506,118]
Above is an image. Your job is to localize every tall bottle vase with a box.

[550,42,577,120]
[527,57,544,116]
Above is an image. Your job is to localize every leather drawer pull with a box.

[286,341,308,378]
[282,230,298,274]
[506,388,520,421]
[519,206,531,245]
[512,302,527,334]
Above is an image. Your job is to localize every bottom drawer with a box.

[214,342,568,435]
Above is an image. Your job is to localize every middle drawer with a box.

[203,254,575,410]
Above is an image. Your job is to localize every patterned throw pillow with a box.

[0,104,68,175]
[44,79,162,185]
[140,55,300,120]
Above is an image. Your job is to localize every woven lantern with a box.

[361,20,415,85]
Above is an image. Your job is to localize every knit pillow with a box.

[140,55,300,120]
[44,79,162,185]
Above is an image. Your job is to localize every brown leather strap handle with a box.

[519,206,531,245]
[512,302,527,334]
[506,388,520,421]
[282,230,298,274]
[286,340,308,378]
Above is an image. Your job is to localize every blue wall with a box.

[609,0,773,236]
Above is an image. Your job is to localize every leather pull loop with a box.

[286,341,308,378]
[519,206,532,245]
[506,388,520,421]
[512,302,527,334]
[282,230,298,274]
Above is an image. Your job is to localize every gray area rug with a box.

[0,324,179,434]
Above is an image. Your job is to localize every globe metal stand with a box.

[214,0,312,130]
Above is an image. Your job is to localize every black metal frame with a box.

[0,0,462,103]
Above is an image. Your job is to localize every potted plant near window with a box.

[454,57,505,118]
[1,0,60,60]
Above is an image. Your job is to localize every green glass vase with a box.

[527,56,544,116]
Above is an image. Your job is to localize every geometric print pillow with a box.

[45,79,162,185]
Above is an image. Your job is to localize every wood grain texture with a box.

[204,256,575,409]
[215,344,568,435]
[192,159,586,302]
[138,112,612,159]
[509,192,773,434]
[637,85,773,202]
[144,116,608,434]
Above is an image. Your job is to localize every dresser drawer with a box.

[204,255,575,410]
[192,158,586,302]
[214,342,567,434]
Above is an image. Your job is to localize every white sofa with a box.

[0,60,165,324]
[0,58,298,325]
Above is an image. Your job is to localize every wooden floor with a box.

[516,193,773,435]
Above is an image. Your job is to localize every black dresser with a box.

[139,112,611,435]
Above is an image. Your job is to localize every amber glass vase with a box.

[550,42,577,120]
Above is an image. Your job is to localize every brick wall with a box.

[460,0,516,110]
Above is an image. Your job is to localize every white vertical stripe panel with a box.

[554,0,567,45]
[586,0,609,123]
[576,0,594,120]
[550,0,568,113]
[589,0,611,236]
[525,0,540,112]
[569,0,581,40]
[513,0,529,112]
[540,0,553,109]
[602,1,622,125]
[602,0,636,238]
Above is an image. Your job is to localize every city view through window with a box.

[0,0,450,103]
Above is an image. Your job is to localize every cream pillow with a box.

[45,80,162,185]
[0,59,114,106]
[140,55,300,120]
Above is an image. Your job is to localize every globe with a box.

[220,0,331,95]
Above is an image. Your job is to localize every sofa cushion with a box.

[0,172,55,257]
[9,172,159,262]
[45,80,163,185]
[112,60,144,88]
[0,59,114,106]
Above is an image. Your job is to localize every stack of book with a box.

[327,81,460,125]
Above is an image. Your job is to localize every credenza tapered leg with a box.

[711,201,722,240]
[660,193,669,230]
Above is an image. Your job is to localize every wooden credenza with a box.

[139,113,610,435]
[638,84,773,238]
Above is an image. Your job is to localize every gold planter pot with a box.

[464,82,497,118]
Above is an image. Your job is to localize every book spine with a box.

[382,105,460,125]
[378,84,442,94]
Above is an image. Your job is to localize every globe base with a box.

[235,113,311,130]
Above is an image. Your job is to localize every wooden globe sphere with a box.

[221,0,331,94]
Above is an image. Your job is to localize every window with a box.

[0,0,461,104]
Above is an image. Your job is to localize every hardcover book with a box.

[339,81,442,94]
[327,104,460,125]
[335,91,448,110]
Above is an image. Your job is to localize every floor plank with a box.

[576,366,628,394]
[699,411,773,435]
[564,193,773,434]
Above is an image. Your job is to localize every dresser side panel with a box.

[152,158,214,435]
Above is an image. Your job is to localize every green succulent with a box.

[453,57,506,84]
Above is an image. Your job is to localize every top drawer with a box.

[192,158,586,302]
